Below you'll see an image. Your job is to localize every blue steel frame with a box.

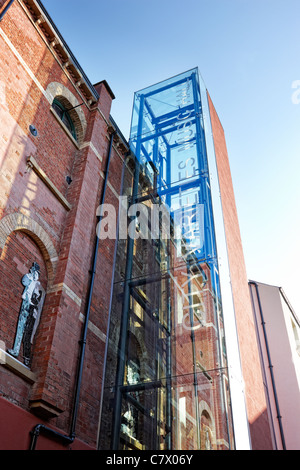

[110,68,234,450]
[130,68,215,262]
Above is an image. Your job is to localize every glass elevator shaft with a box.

[99,68,234,451]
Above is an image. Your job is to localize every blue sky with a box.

[43,0,300,315]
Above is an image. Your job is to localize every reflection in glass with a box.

[98,68,234,450]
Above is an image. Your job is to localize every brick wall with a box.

[0,0,127,450]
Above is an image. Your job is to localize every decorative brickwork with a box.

[0,212,58,285]
[46,81,87,144]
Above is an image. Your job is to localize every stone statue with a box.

[205,429,212,450]
[8,262,45,366]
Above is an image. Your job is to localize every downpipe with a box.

[30,131,116,450]
[97,150,130,447]
[0,0,15,21]
[249,281,286,450]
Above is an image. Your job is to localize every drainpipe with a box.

[111,96,144,450]
[30,130,116,450]
[249,281,286,450]
[0,0,15,21]
[111,155,140,450]
[97,150,130,447]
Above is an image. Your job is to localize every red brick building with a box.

[0,0,276,451]
[0,0,127,450]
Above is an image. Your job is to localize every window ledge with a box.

[27,155,72,211]
[0,349,36,384]
[50,107,80,149]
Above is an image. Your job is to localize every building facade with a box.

[0,0,128,450]
[0,0,280,451]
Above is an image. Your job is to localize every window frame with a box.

[52,98,77,141]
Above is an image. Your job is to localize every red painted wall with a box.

[0,397,94,450]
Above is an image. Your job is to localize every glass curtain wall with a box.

[99,68,234,450]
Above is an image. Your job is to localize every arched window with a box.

[52,98,77,141]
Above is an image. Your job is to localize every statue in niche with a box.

[8,262,45,367]
[205,429,212,450]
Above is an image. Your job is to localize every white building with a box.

[249,281,300,450]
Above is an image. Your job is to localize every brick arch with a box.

[0,213,58,287]
[128,326,148,359]
[47,81,87,144]
[199,400,217,449]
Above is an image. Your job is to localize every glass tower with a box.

[99,68,248,450]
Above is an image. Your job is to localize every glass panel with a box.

[99,68,234,450]
[117,369,232,451]
[52,99,77,140]
[52,101,64,120]
[62,114,73,134]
